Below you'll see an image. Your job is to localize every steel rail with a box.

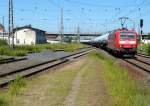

[0,48,93,87]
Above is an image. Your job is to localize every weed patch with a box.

[0,43,87,56]
[8,75,27,96]
[0,76,26,106]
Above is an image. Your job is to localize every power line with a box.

[64,0,135,8]
[122,0,148,17]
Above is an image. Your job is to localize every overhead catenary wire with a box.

[1,0,150,33]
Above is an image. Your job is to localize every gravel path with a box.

[63,63,88,106]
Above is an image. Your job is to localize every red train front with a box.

[107,29,138,56]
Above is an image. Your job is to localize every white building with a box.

[14,26,46,45]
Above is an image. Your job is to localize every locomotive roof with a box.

[110,28,136,33]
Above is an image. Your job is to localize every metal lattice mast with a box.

[8,0,14,47]
[2,16,5,40]
[60,8,64,43]
[77,24,80,43]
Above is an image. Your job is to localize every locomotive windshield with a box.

[120,32,135,40]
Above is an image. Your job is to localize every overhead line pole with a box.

[77,24,80,43]
[8,0,14,48]
[60,8,64,43]
[2,16,5,40]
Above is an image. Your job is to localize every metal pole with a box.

[140,28,143,51]
[11,0,14,48]
[8,0,11,45]
[60,8,64,43]
[2,16,4,40]
[140,19,143,52]
[77,24,80,43]
[8,0,14,48]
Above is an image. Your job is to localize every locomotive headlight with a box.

[129,41,136,44]
[119,41,126,44]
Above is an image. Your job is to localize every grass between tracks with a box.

[0,51,149,106]
[0,70,79,106]
[0,59,86,106]
[90,51,149,106]
[0,76,27,106]
[75,55,112,106]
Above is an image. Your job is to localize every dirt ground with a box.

[8,55,112,106]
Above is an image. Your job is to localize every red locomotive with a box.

[107,28,138,56]
[92,28,138,57]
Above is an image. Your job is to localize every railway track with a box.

[137,53,150,58]
[96,47,150,74]
[0,48,93,87]
[0,57,27,65]
[123,54,150,73]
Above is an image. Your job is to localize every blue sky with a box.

[0,0,150,33]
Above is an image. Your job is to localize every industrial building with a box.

[13,25,47,45]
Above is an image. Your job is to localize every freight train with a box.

[92,28,138,57]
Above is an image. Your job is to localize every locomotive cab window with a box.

[120,32,135,40]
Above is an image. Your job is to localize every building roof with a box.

[13,25,46,32]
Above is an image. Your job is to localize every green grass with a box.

[8,76,27,96]
[10,67,82,106]
[15,45,42,53]
[0,46,27,56]
[91,51,150,106]
[45,69,79,106]
[0,51,149,106]
[39,43,87,52]
[0,76,27,106]
[75,56,112,106]
[0,96,9,106]
[0,43,88,56]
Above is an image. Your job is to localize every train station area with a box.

[0,42,149,106]
[1,0,150,106]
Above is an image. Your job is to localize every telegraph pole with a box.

[8,0,14,48]
[60,8,64,43]
[2,16,5,40]
[77,24,80,43]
